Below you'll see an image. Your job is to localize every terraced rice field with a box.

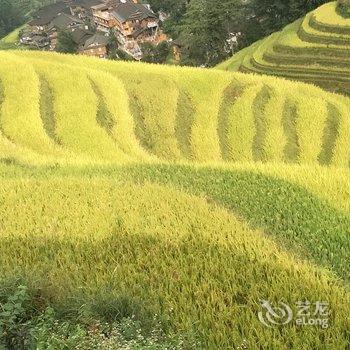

[0,25,25,51]
[217,1,350,96]
[1,50,350,167]
[0,50,349,349]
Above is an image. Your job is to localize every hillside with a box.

[0,51,349,349]
[1,50,350,167]
[217,2,350,96]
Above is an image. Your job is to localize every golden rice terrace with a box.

[218,2,350,96]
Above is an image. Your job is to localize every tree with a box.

[144,0,188,14]
[145,0,189,38]
[0,0,24,39]
[180,0,243,66]
[246,0,329,38]
[337,0,350,17]
[56,31,77,54]
[141,41,170,63]
[174,0,330,66]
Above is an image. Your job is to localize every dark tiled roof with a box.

[29,0,103,26]
[104,0,132,8]
[91,3,109,11]
[83,33,109,48]
[71,28,94,45]
[29,2,71,26]
[32,35,47,41]
[112,3,157,23]
[49,13,83,30]
[72,0,103,9]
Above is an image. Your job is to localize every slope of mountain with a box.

[1,50,350,167]
[0,50,349,349]
[217,2,350,96]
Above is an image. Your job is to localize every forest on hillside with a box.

[0,0,53,38]
[1,0,329,65]
[147,0,330,65]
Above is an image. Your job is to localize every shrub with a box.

[0,282,199,349]
[56,30,77,54]
[337,0,350,17]
[0,285,31,349]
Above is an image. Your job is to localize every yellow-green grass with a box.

[275,20,350,58]
[268,21,350,62]
[58,53,233,162]
[34,62,131,163]
[0,25,27,51]
[224,82,263,162]
[1,49,350,348]
[250,27,350,78]
[113,164,350,281]
[300,12,350,42]
[262,86,286,162]
[0,162,349,348]
[0,26,24,44]
[218,2,350,96]
[1,50,350,169]
[313,2,350,29]
[0,54,65,160]
[0,178,349,349]
[1,161,350,279]
[294,88,328,164]
[216,40,263,70]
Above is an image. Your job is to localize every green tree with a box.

[141,41,170,63]
[144,0,189,37]
[0,0,24,39]
[247,0,329,38]
[176,0,329,66]
[56,30,77,54]
[337,0,350,17]
[180,0,243,66]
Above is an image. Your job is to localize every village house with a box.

[112,2,159,42]
[29,0,104,33]
[110,1,165,59]
[47,13,84,50]
[79,33,109,57]
[91,3,117,32]
[70,0,103,20]
[22,0,166,59]
[28,2,72,33]
[71,27,94,47]
[20,33,50,48]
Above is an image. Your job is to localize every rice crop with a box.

[0,47,349,349]
[218,1,350,96]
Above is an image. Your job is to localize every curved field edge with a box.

[0,180,349,349]
[0,162,349,283]
[2,50,350,168]
[1,161,349,214]
[120,164,350,283]
[216,2,350,97]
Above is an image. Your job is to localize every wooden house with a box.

[91,4,117,32]
[111,2,159,44]
[79,33,109,57]
[29,2,71,33]
[70,0,104,20]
